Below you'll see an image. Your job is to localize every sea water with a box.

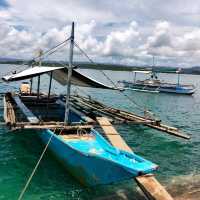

[0,64,199,199]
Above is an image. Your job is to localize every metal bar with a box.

[64,22,75,124]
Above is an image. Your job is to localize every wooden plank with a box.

[4,96,16,125]
[12,95,39,123]
[15,124,93,130]
[3,96,9,124]
[147,124,190,139]
[135,175,173,200]
[8,101,16,124]
[97,117,132,152]
[97,116,174,200]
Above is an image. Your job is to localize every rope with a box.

[74,42,154,115]
[17,128,61,200]
[33,37,71,62]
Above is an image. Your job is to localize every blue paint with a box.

[38,111,157,186]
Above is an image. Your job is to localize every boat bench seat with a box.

[61,134,94,141]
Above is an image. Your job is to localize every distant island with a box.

[0,57,200,75]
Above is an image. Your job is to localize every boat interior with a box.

[4,92,94,140]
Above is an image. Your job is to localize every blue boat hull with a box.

[38,130,136,185]
[38,127,157,186]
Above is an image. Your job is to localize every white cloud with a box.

[100,21,140,57]
[1,0,200,67]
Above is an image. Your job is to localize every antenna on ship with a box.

[64,22,75,124]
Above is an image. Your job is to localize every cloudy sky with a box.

[1,0,200,67]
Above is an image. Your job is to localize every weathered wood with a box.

[97,116,174,200]
[8,101,16,124]
[15,124,93,130]
[135,175,174,200]
[147,124,190,139]
[4,96,9,124]
[4,95,16,125]
[97,117,133,153]
[15,121,79,126]
[71,95,190,139]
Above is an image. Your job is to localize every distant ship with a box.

[118,70,196,95]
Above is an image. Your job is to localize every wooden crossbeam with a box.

[25,124,92,130]
[14,124,93,130]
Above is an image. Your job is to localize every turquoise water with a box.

[0,64,200,199]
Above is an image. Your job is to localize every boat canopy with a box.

[2,66,64,82]
[132,70,152,74]
[2,66,112,89]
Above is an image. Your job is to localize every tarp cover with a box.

[2,66,112,89]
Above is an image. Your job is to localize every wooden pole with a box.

[64,22,75,124]
[30,78,33,94]
[46,71,53,116]
[37,75,40,99]
[30,64,33,94]
[37,50,43,99]
[48,72,53,99]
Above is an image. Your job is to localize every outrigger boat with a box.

[2,23,158,186]
[118,70,196,95]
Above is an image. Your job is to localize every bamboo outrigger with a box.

[1,22,190,200]
[69,94,190,139]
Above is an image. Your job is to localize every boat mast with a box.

[30,63,33,94]
[64,22,74,124]
[37,50,42,100]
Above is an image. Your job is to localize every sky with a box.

[1,0,200,67]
